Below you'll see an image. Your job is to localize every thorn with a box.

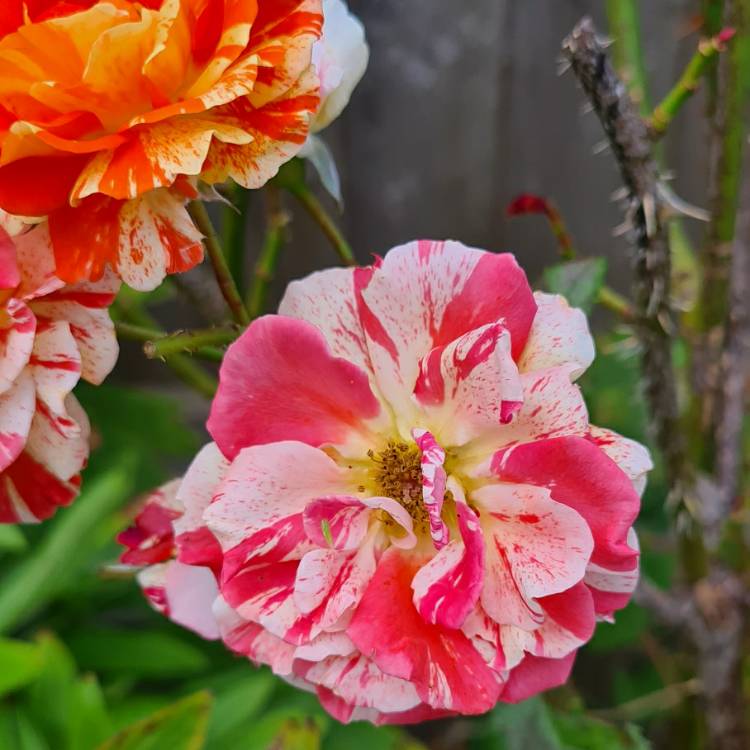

[610,186,629,202]
[579,100,594,115]
[657,182,710,222]
[592,139,611,155]
[643,192,658,237]
[556,59,572,76]
[613,219,633,237]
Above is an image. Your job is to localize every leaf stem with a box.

[188,201,250,325]
[116,322,226,363]
[143,327,239,360]
[649,29,736,139]
[248,185,290,318]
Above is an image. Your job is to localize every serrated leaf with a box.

[97,692,212,750]
[67,630,209,678]
[0,639,43,697]
[543,258,607,313]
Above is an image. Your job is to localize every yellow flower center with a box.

[367,441,427,525]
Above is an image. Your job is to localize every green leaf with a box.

[67,629,209,679]
[324,723,427,750]
[0,708,51,750]
[552,710,651,750]
[24,633,78,750]
[199,668,276,745]
[543,258,607,313]
[0,525,27,555]
[472,698,563,750]
[66,675,112,750]
[0,467,135,634]
[266,718,320,750]
[0,638,43,697]
[97,692,212,750]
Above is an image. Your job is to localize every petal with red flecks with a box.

[413,323,523,446]
[25,393,89,481]
[27,319,82,422]
[357,241,536,419]
[207,317,384,460]
[474,482,593,629]
[492,436,640,572]
[348,547,501,714]
[302,654,422,718]
[0,373,35,473]
[585,528,640,620]
[519,292,595,379]
[31,270,120,385]
[302,496,370,550]
[205,440,353,550]
[0,300,36,395]
[587,427,653,497]
[411,478,484,629]
[278,266,371,376]
[412,428,448,548]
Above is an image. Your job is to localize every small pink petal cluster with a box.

[0,218,119,523]
[120,240,650,723]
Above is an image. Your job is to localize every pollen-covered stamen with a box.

[367,441,426,526]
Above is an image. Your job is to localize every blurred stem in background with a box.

[188,201,251,326]
[247,185,290,319]
[221,183,250,292]
[274,160,356,266]
[605,0,652,114]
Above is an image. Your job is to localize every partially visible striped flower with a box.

[0,0,322,290]
[0,221,118,523]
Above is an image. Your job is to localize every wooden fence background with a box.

[120,0,712,395]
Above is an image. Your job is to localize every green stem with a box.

[605,0,652,114]
[597,286,635,321]
[116,322,226,363]
[188,201,250,325]
[287,184,356,266]
[650,29,735,138]
[702,3,750,334]
[248,186,289,318]
[142,327,239,360]
[113,304,218,399]
[222,183,250,292]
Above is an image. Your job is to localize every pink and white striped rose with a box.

[0,222,119,523]
[122,240,650,723]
